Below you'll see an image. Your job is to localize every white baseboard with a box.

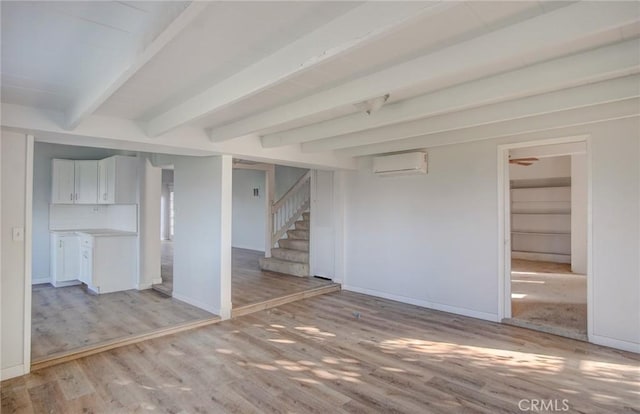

[52,280,81,288]
[342,285,499,322]
[137,283,153,290]
[152,277,163,285]
[32,276,51,285]
[231,244,265,253]
[589,334,640,353]
[172,292,219,316]
[1,364,26,380]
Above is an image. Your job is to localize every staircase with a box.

[259,171,311,277]
[259,212,310,277]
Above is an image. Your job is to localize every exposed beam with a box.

[263,40,640,148]
[302,75,640,153]
[145,2,449,137]
[210,1,639,141]
[65,2,209,130]
[337,98,640,158]
[1,103,356,170]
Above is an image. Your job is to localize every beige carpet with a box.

[510,259,587,338]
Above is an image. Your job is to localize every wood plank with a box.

[4,291,638,412]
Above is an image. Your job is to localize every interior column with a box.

[173,154,232,319]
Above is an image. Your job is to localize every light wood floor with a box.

[31,285,215,360]
[154,244,333,309]
[232,247,332,308]
[32,247,333,361]
[5,291,638,413]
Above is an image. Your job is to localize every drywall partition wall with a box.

[275,165,308,200]
[590,127,639,350]
[343,141,500,321]
[31,142,121,282]
[310,170,335,278]
[138,157,161,288]
[342,117,639,352]
[1,131,29,379]
[173,155,232,318]
[232,168,265,251]
[571,154,588,274]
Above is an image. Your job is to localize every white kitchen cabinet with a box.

[79,232,137,294]
[97,156,138,204]
[51,159,76,204]
[50,232,81,287]
[79,235,93,285]
[51,159,99,204]
[74,160,98,204]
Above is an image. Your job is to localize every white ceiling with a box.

[1,1,638,162]
[1,1,188,110]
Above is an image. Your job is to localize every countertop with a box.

[50,229,138,237]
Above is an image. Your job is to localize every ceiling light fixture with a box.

[354,94,390,115]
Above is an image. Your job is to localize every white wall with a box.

[340,117,639,352]
[1,131,29,379]
[232,169,265,251]
[310,170,335,278]
[32,142,122,282]
[275,165,307,200]
[138,157,161,288]
[571,154,588,274]
[173,155,232,318]
[343,141,500,321]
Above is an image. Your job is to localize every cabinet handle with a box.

[70,193,73,201]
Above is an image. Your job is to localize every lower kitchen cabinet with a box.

[50,232,81,287]
[79,234,138,294]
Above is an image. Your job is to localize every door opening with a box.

[499,138,590,341]
[155,169,174,296]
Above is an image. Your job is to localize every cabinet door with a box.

[97,158,108,204]
[113,156,137,204]
[51,159,75,204]
[74,161,98,204]
[60,235,80,281]
[51,234,65,282]
[80,246,93,285]
[98,157,116,204]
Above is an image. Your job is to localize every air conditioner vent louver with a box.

[373,152,427,176]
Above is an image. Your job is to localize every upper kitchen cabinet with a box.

[51,159,76,204]
[52,159,98,204]
[97,156,138,204]
[74,160,99,204]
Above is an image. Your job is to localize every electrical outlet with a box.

[12,227,24,242]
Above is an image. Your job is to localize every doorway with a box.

[155,168,174,296]
[499,138,590,340]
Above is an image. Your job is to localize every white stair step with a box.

[271,248,308,263]
[287,229,309,240]
[259,257,309,277]
[278,239,309,251]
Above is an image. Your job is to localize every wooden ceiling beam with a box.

[209,1,638,142]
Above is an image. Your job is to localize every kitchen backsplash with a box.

[49,204,138,232]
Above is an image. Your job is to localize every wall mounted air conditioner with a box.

[373,152,427,176]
